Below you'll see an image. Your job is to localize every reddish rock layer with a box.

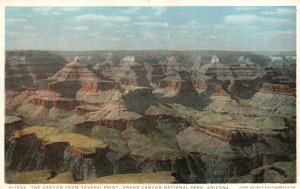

[75,105,99,116]
[158,80,208,90]
[260,83,295,96]
[80,81,119,92]
[192,80,208,89]
[52,58,99,81]
[112,64,151,87]
[6,92,20,99]
[15,133,100,159]
[75,117,148,131]
[31,97,78,110]
[212,84,229,96]
[48,81,81,94]
[145,63,166,85]
[196,125,258,144]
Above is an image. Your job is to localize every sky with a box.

[5,6,296,51]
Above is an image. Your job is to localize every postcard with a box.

[1,1,299,189]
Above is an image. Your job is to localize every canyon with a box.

[5,50,296,183]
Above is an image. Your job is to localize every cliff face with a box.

[145,63,166,86]
[122,87,158,114]
[9,58,125,122]
[74,116,149,131]
[13,90,77,121]
[200,56,234,80]
[51,57,98,81]
[228,63,264,80]
[5,51,66,91]
[192,80,208,89]
[158,80,181,90]
[6,127,113,181]
[5,116,26,141]
[48,57,103,97]
[5,75,35,92]
[75,105,99,116]
[176,112,294,183]
[229,161,296,183]
[48,81,81,98]
[48,80,119,98]
[212,84,230,96]
[81,81,119,92]
[260,83,295,96]
[5,52,296,184]
[5,123,199,183]
[5,91,29,113]
[31,97,78,111]
[264,68,294,83]
[247,84,296,117]
[113,64,151,87]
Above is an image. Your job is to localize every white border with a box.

[1,0,299,189]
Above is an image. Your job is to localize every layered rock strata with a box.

[6,126,112,181]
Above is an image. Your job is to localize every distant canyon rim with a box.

[5,50,296,183]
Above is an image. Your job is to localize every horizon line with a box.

[5,49,296,53]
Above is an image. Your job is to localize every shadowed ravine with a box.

[5,50,296,183]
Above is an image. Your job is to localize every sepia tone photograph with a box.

[4,5,296,184]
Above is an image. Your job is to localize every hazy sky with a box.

[5,7,296,51]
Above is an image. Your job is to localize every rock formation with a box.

[5,115,26,141]
[5,50,296,183]
[5,51,66,91]
[6,126,112,181]
[200,55,234,80]
[192,56,202,71]
[112,57,151,87]
[247,83,296,117]
[145,63,167,86]
[165,56,182,73]
[49,57,119,97]
[11,57,124,123]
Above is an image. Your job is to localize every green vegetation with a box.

[13,126,107,154]
[46,133,107,154]
[13,126,59,140]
